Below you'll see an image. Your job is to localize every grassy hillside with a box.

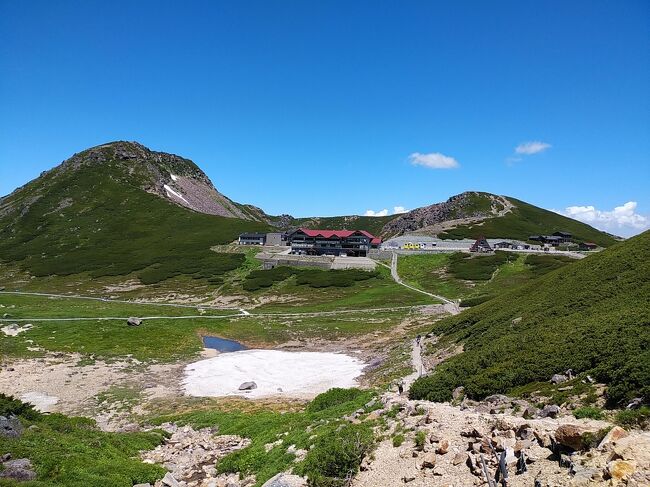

[410,231,650,407]
[440,197,617,247]
[397,251,576,301]
[0,161,269,285]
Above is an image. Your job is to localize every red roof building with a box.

[287,228,381,256]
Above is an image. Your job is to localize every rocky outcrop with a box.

[0,457,37,481]
[0,141,270,223]
[141,423,252,487]
[380,192,512,237]
[0,415,23,438]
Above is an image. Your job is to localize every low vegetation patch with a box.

[243,266,379,291]
[0,394,165,486]
[573,406,605,420]
[525,254,576,277]
[447,251,515,281]
[615,407,650,429]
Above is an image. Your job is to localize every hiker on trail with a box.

[398,379,404,395]
[416,334,422,347]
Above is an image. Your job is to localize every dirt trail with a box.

[385,253,461,315]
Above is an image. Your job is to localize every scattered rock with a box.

[238,381,257,391]
[134,484,152,487]
[436,439,449,454]
[261,472,307,487]
[556,424,592,451]
[141,423,250,485]
[452,452,468,465]
[127,317,142,326]
[452,386,465,399]
[598,426,628,451]
[626,397,643,410]
[605,460,636,482]
[610,433,650,471]
[0,415,23,438]
[539,404,560,418]
[550,374,568,384]
[0,458,37,481]
[421,452,436,468]
[161,472,181,487]
[522,406,538,419]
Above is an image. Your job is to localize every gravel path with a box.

[384,252,461,315]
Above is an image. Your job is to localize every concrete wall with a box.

[265,233,284,246]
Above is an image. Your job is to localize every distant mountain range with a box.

[0,141,617,281]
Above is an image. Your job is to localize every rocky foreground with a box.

[126,390,649,487]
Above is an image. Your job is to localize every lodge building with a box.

[286,228,381,257]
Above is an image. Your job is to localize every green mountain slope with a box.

[0,143,269,284]
[439,196,617,247]
[410,231,650,406]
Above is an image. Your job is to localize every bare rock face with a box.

[381,191,512,237]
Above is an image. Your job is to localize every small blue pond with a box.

[202,336,248,353]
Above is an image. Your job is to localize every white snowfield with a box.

[183,349,366,399]
[163,184,189,204]
[20,391,59,412]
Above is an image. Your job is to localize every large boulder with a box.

[0,458,37,481]
[598,426,629,451]
[238,381,257,391]
[0,415,23,438]
[551,374,568,384]
[610,433,650,471]
[127,317,142,326]
[540,404,560,418]
[555,424,603,451]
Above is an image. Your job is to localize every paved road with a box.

[384,253,461,315]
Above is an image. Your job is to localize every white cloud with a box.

[515,141,551,155]
[364,209,389,217]
[554,201,649,237]
[409,152,459,169]
[364,206,410,217]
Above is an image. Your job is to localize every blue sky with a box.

[1,1,649,236]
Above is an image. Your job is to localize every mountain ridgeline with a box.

[0,141,616,284]
[0,142,270,284]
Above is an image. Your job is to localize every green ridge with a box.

[410,231,650,406]
[440,197,617,247]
